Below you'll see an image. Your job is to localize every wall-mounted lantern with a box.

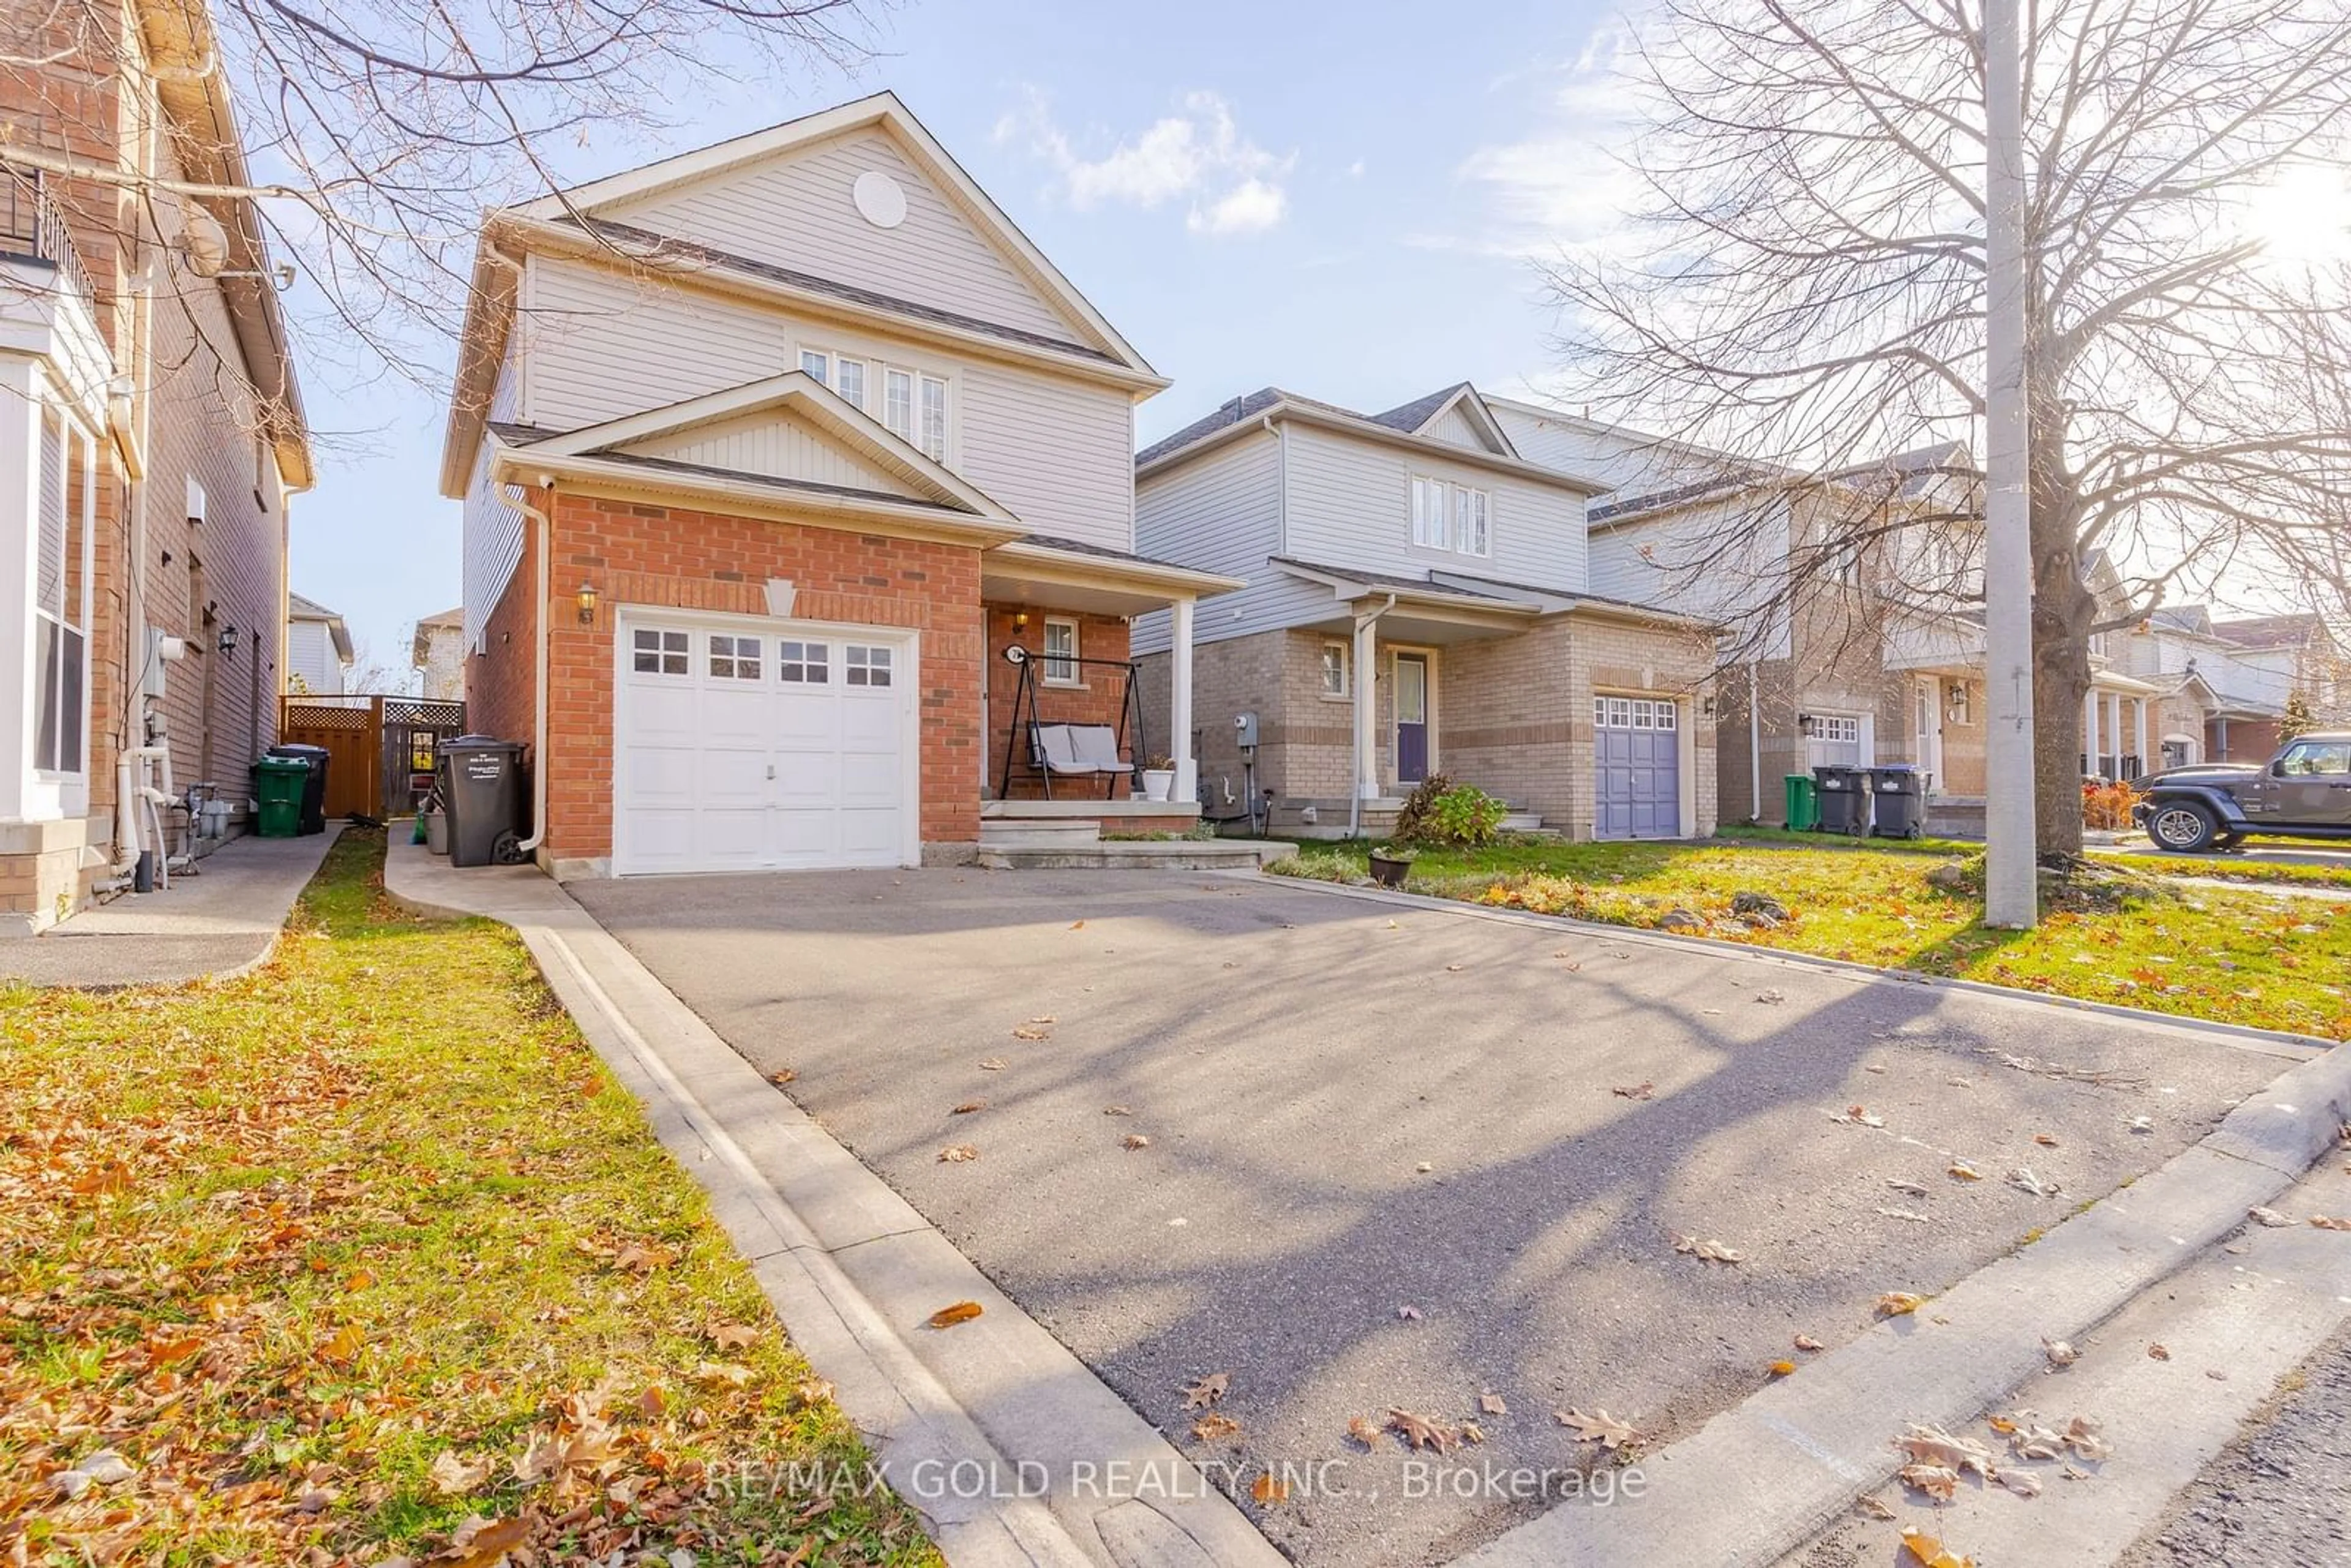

[217,623,239,657]
[577,581,598,626]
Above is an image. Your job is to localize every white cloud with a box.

[1450,21,1646,259]
[999,89,1294,236]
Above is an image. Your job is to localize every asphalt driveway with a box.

[572,868,2300,1567]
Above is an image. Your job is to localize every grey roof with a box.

[2146,605,2214,635]
[1134,388,1286,467]
[555,215,1120,366]
[1367,382,1474,434]
[287,591,342,621]
[1013,533,1218,575]
[490,420,558,445]
[1589,470,1769,523]
[1270,557,1534,604]
[2213,612,2322,650]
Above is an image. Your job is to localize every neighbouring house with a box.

[1131,383,1720,841]
[410,607,465,701]
[441,92,1239,877]
[2118,607,2348,766]
[1,0,312,932]
[285,592,353,695]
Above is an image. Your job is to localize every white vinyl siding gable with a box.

[285,620,347,695]
[1419,401,1498,452]
[520,255,1136,550]
[601,126,1091,349]
[1281,424,1586,593]
[1133,429,1319,656]
[461,334,526,645]
[619,408,924,497]
[1589,494,1792,645]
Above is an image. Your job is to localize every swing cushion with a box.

[1033,723,1126,775]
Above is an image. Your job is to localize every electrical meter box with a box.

[1234,711,1259,749]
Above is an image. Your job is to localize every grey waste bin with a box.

[1813,763,1872,835]
[1869,764,1925,839]
[438,736,525,868]
[263,742,331,835]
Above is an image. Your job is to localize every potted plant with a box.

[1367,845,1415,888]
[1139,754,1177,802]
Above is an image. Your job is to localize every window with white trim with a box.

[778,640,830,683]
[1594,696,1677,730]
[919,376,948,462]
[708,633,762,680]
[1453,485,1490,557]
[846,645,893,688]
[1319,640,1349,699]
[1043,618,1079,685]
[632,628,689,676]
[798,349,830,384]
[1410,476,1449,549]
[883,369,913,442]
[34,413,86,774]
[836,356,866,410]
[1811,713,1861,744]
[799,350,944,459]
[1411,475,1491,557]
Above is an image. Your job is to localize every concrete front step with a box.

[976,839,1290,872]
[977,823,1101,850]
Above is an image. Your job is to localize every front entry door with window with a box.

[1913,678,1943,792]
[1393,652,1430,786]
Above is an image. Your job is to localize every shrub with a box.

[2082,779,2137,830]
[1394,775,1510,847]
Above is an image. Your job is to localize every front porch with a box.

[2082,673,2162,782]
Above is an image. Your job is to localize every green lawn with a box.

[1273,837,2351,1041]
[1,830,937,1566]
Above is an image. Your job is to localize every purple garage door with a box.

[1595,696,1681,839]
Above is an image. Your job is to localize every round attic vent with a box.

[853,170,908,229]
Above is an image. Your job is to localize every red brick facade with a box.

[983,606,1137,798]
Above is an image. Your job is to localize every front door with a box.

[1914,678,1943,792]
[1393,653,1430,786]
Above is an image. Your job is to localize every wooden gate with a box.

[278,698,383,820]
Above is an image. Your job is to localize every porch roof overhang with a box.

[981,537,1245,617]
[2090,670,2163,697]
[1272,557,1542,643]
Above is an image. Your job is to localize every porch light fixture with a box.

[216,624,239,657]
[1012,610,1030,632]
[1797,712,1815,735]
[576,581,598,626]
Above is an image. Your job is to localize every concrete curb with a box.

[381,841,1283,1568]
[1253,868,2333,1061]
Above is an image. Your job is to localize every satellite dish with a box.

[178,207,229,277]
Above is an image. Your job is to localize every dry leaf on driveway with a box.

[1347,1414,1382,1447]
[2249,1206,2295,1227]
[1886,1179,1930,1198]
[1122,1134,1152,1150]
[1875,1292,1925,1317]
[767,1068,797,1085]
[1012,1024,1050,1041]
[1191,1412,1241,1442]
[1948,1161,1984,1182]
[2063,1414,2110,1461]
[2008,1168,2061,1198]
[1853,1494,1896,1520]
[1899,1524,1977,1567]
[1794,1334,1824,1352]
[1387,1408,1455,1452]
[1768,1360,1797,1378]
[1898,1462,1959,1501]
[1252,1471,1290,1504]
[2309,1215,2351,1231]
[1894,1424,1995,1477]
[1995,1468,2043,1498]
[2148,1343,2172,1360]
[1670,1232,1743,1264]
[1757,988,1786,1004]
[951,1100,986,1115]
[938,1144,979,1163]
[979,1057,1007,1071]
[1831,1105,1886,1128]
[1396,1304,1423,1321]
[1479,1390,1508,1416]
[926,1302,984,1330]
[1613,1081,1656,1101]
[1876,1207,1932,1224]
[1104,1105,1133,1117]
[1182,1372,1231,1409]
[1556,1406,1641,1448]
[2043,1338,2080,1367]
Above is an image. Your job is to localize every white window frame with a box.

[801,347,950,462]
[798,349,830,385]
[1453,485,1490,558]
[1319,639,1350,700]
[1410,475,1450,550]
[918,375,949,462]
[883,368,914,443]
[1042,617,1080,686]
[836,356,866,410]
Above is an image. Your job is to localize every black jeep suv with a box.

[2131,730,2351,852]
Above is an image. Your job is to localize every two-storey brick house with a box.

[1132,384,1719,841]
[443,93,1237,877]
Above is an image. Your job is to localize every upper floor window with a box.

[803,347,946,462]
[1410,475,1490,557]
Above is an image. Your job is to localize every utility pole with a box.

[1982,0,2038,928]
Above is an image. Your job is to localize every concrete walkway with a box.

[381,837,1281,1568]
[0,826,341,988]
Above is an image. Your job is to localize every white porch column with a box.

[2105,691,2123,776]
[2082,687,2099,773]
[1168,596,1196,805]
[0,359,43,823]
[2134,698,2149,774]
[1353,615,1379,798]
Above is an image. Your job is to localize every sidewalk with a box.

[381,836,1283,1568]
[0,826,341,988]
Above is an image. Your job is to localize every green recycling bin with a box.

[1783,774,1819,831]
[253,754,310,839]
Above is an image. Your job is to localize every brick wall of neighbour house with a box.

[2153,694,2205,765]
[1935,680,1988,794]
[983,607,1134,798]
[1135,628,1354,822]
[2210,716,2280,764]
[513,489,985,865]
[1577,617,1720,839]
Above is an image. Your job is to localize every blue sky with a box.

[287,0,1626,681]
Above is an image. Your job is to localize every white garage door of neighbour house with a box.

[1595,696,1681,839]
[1805,713,1865,771]
[615,614,917,875]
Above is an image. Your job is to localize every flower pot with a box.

[1141,769,1175,802]
[1368,851,1412,889]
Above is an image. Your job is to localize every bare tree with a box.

[1542,0,2351,854]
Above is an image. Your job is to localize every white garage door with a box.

[615,615,915,875]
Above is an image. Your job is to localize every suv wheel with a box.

[2147,800,2219,853]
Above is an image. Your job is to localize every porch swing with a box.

[996,644,1148,801]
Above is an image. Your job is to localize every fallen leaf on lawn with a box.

[1347,1414,1382,1446]
[1898,1463,1959,1501]
[1948,1161,1984,1182]
[1389,1408,1456,1452]
[1768,1360,1797,1378]
[692,1360,756,1387]
[2043,1337,2079,1367]
[980,1057,1007,1071]
[926,1302,984,1330]
[938,1144,979,1163]
[1122,1133,1152,1150]
[1794,1334,1824,1352]
[1556,1406,1641,1449]
[1191,1412,1241,1442]
[1479,1390,1508,1415]
[1104,1105,1133,1116]
[768,1068,798,1085]
[613,1240,677,1273]
[708,1322,757,1351]
[2034,1133,2059,1147]
[2249,1206,2294,1228]
[790,1378,833,1410]
[511,1430,561,1485]
[2309,1215,2351,1231]
[1898,1524,1976,1568]
[317,1324,364,1364]
[440,1518,531,1568]
[2148,1342,2172,1360]
[1832,1105,1886,1128]
[345,1268,378,1292]
[1997,1468,2043,1498]
[427,1449,495,1496]
[2008,1168,2060,1198]
[1670,1232,1743,1264]
[1613,1081,1656,1101]
[72,1162,132,1196]
[1252,1471,1290,1504]
[1894,1424,1995,1477]
[1876,1292,1925,1317]
[146,1334,204,1368]
[1182,1372,1231,1409]
[1854,1495,1897,1521]
[638,1384,669,1418]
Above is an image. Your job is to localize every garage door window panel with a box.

[634,628,689,675]
[779,641,830,683]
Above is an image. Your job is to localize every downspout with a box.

[501,479,553,857]
[1749,661,1763,822]
[1348,593,1398,839]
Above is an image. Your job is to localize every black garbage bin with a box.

[438,735,525,868]
[1813,763,1872,836]
[263,743,332,835]
[1869,763,1925,839]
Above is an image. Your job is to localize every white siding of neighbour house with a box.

[1589,495,1794,656]
[519,255,1135,550]
[1419,402,1496,451]
[461,336,525,646]
[1132,429,1322,655]
[1490,404,1710,499]
[601,127,1087,349]
[286,620,347,695]
[1281,424,1589,596]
